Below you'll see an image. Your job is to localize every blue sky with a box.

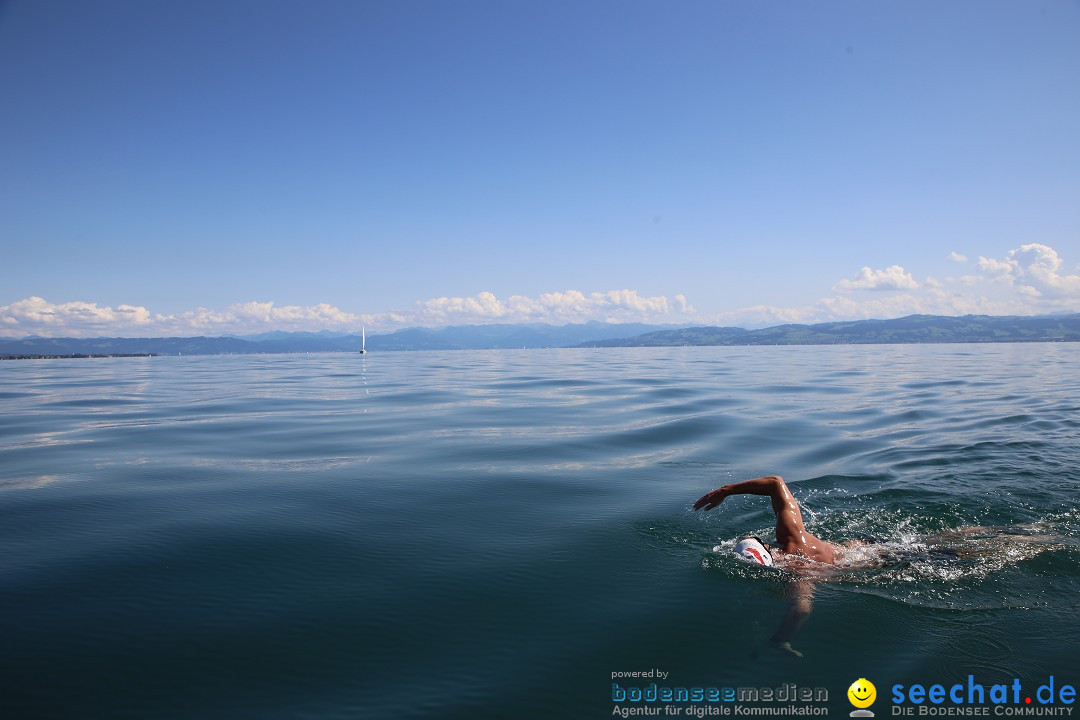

[2,0,1078,336]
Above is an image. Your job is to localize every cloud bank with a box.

[3,244,1077,338]
[417,289,693,326]
[833,265,919,291]
[0,290,694,338]
[705,243,1080,328]
[0,297,365,338]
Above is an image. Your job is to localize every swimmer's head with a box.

[734,536,773,566]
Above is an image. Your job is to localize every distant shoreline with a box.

[1,353,157,361]
[3,339,1079,360]
[2,313,1078,355]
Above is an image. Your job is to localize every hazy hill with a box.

[0,322,680,356]
[4,315,1078,358]
[575,314,1080,347]
[1,336,262,356]
[367,322,675,351]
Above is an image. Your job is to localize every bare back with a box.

[766,477,835,563]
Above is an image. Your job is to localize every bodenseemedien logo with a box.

[848,678,877,717]
[610,671,830,717]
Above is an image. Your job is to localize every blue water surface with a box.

[1,344,1078,719]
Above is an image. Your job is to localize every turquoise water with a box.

[1,344,1078,719]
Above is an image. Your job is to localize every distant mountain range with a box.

[2,315,1078,358]
[0,322,681,356]
[355,322,674,351]
[573,313,1080,347]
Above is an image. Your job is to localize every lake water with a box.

[1,344,1078,719]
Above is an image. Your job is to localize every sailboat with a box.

[359,324,366,354]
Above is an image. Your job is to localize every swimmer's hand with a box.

[693,485,732,511]
[769,640,803,658]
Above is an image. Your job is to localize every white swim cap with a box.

[733,537,773,566]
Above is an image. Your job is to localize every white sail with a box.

[360,324,366,354]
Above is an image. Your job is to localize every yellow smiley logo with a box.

[848,678,876,709]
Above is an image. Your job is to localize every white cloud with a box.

[0,297,367,338]
[415,289,684,326]
[155,302,366,336]
[834,265,919,291]
[949,251,968,263]
[0,297,154,333]
[977,255,1015,277]
[974,243,1080,299]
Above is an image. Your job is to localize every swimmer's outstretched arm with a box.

[693,475,789,512]
[694,475,811,552]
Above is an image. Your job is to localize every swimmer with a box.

[694,475,840,657]
[694,475,839,564]
[693,476,1065,657]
